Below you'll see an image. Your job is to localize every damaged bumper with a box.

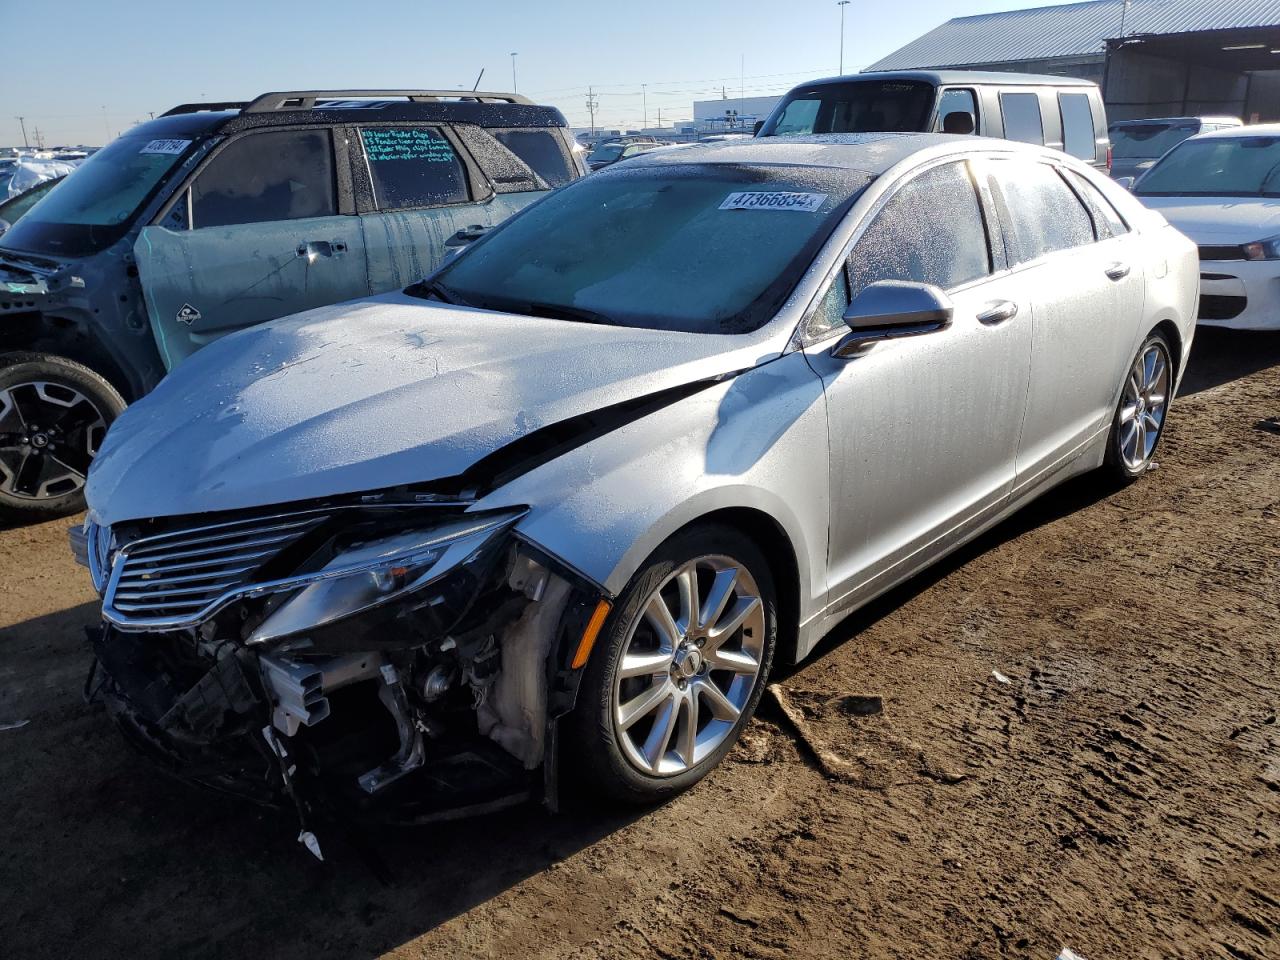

[83,501,606,827]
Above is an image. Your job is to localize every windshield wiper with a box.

[520,301,615,326]
[406,277,470,306]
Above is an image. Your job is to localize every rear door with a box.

[983,158,1143,492]
[135,127,367,370]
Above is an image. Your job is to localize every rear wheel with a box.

[566,525,776,803]
[0,353,125,520]
[1103,331,1172,482]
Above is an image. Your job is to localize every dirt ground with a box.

[2,327,1278,960]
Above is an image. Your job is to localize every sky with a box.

[1,0,1085,146]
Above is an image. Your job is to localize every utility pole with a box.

[657,107,662,128]
[510,52,518,93]
[838,1,851,75]
[101,104,111,144]
[642,83,648,130]
[585,86,599,136]
[15,116,28,148]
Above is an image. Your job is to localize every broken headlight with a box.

[247,511,524,647]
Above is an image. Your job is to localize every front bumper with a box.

[1198,258,1280,331]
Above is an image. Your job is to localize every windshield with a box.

[1110,121,1200,160]
[418,163,868,335]
[0,133,197,257]
[759,80,935,136]
[588,143,627,162]
[1136,135,1280,197]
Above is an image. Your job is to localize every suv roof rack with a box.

[161,102,251,117]
[242,89,534,113]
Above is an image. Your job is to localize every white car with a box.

[1131,124,1280,330]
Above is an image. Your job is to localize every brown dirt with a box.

[1,327,1278,960]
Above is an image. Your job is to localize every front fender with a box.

[473,352,831,627]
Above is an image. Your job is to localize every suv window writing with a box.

[936,89,978,133]
[360,127,468,210]
[192,130,336,228]
[1000,92,1044,145]
[991,161,1094,263]
[849,161,990,297]
[0,133,192,256]
[1135,135,1280,197]
[425,164,870,335]
[491,129,573,185]
[1059,93,1096,161]
[761,80,935,136]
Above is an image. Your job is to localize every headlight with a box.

[247,511,523,646]
[1243,235,1280,261]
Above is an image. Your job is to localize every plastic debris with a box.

[298,830,324,862]
[992,670,1012,685]
[1057,948,1088,960]
[0,719,30,731]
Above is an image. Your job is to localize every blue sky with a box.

[3,0,1082,146]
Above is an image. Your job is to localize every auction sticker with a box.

[140,139,191,156]
[719,191,827,212]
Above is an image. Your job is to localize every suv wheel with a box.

[566,525,777,803]
[0,353,125,520]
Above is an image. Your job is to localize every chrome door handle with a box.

[1105,261,1130,280]
[296,240,346,261]
[976,300,1019,325]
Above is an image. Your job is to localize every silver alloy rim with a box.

[1118,343,1170,471]
[0,381,107,500]
[612,555,765,777]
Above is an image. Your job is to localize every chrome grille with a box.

[103,511,328,628]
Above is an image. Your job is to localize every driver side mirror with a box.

[1113,176,1135,191]
[753,120,765,136]
[942,110,976,135]
[832,281,954,358]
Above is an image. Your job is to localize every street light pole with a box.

[510,52,518,93]
[642,83,648,130]
[838,1,851,75]
[15,116,28,148]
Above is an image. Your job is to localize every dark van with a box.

[756,70,1111,171]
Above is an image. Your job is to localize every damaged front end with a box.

[77,499,604,840]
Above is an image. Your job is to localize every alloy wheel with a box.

[0,381,107,500]
[1117,341,1170,472]
[612,555,765,777]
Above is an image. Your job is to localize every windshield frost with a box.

[1137,136,1280,197]
[425,164,868,334]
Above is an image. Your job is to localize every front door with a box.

[803,160,1033,614]
[135,127,368,370]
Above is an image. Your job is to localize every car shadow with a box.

[1178,326,1280,396]
[0,601,646,960]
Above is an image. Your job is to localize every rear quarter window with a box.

[490,129,574,186]
[1059,93,1097,161]
[1000,92,1045,145]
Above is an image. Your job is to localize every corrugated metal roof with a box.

[867,0,1280,71]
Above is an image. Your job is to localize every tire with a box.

[0,352,126,520]
[1102,331,1173,483]
[565,524,777,804]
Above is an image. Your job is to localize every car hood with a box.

[87,291,774,525]
[1135,195,1280,244]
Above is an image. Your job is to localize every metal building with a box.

[866,0,1280,122]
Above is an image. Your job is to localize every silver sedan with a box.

[78,134,1198,836]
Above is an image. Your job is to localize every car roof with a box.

[1190,123,1280,140]
[796,69,1096,88]
[616,132,1029,177]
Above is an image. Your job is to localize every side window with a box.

[772,98,821,136]
[1000,92,1044,145]
[936,88,978,134]
[1065,170,1130,239]
[1059,93,1097,161]
[990,161,1095,263]
[849,161,991,298]
[490,129,574,186]
[804,269,852,342]
[359,126,468,210]
[191,130,336,228]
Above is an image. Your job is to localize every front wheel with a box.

[0,353,126,520]
[566,525,777,804]
[1103,331,1173,482]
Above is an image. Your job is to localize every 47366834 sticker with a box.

[719,191,828,212]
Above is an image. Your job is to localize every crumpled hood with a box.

[87,291,772,524]
[1137,195,1280,244]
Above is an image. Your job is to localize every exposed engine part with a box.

[477,573,573,769]
[419,664,454,702]
[260,652,384,737]
[358,664,426,794]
